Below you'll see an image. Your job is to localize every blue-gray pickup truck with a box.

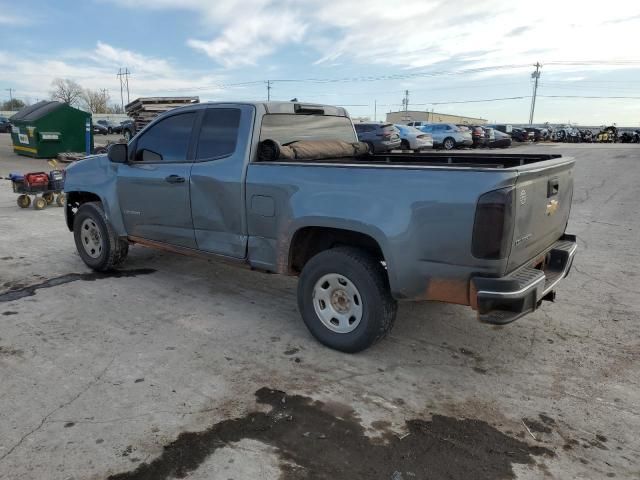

[64,101,577,352]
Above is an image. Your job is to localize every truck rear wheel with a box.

[297,246,397,353]
[73,202,129,271]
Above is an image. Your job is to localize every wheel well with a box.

[288,227,384,274]
[65,191,102,230]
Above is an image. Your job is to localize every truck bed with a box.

[263,151,564,169]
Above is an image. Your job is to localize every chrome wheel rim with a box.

[80,218,103,259]
[312,273,363,334]
[444,139,453,149]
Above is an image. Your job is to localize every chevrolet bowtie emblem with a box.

[546,199,559,216]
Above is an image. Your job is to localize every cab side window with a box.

[134,112,195,163]
[196,108,241,160]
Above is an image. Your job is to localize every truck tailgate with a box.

[507,158,574,272]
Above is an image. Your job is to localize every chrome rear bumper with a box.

[472,234,577,325]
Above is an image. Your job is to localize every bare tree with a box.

[108,103,124,114]
[2,98,25,110]
[50,78,83,106]
[82,88,110,113]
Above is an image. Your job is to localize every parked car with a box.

[488,129,512,148]
[93,123,108,135]
[0,116,12,133]
[96,119,122,134]
[406,121,428,129]
[524,127,547,142]
[394,124,433,151]
[470,126,488,148]
[120,119,135,141]
[63,101,576,353]
[579,129,594,143]
[354,122,401,153]
[510,128,534,142]
[417,123,473,150]
[486,124,513,134]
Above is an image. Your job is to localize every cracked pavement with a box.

[0,135,638,479]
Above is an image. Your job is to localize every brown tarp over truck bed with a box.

[258,139,370,162]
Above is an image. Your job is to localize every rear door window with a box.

[196,108,241,160]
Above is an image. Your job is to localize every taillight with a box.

[472,188,515,259]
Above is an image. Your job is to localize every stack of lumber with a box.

[125,97,199,132]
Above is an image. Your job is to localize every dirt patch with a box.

[108,388,553,480]
[523,418,552,434]
[538,414,556,426]
[0,345,23,356]
[0,269,156,303]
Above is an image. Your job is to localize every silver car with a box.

[394,124,433,150]
[417,123,473,150]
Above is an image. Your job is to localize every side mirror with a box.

[107,143,128,163]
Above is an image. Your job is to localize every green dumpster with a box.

[10,101,94,158]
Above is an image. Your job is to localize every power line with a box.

[539,95,640,99]
[157,63,535,94]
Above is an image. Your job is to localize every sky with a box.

[1,0,640,125]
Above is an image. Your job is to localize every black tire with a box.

[108,128,113,134]
[17,195,31,208]
[297,246,397,353]
[73,202,129,271]
[443,137,455,150]
[400,139,410,150]
[56,193,65,207]
[43,192,54,205]
[33,197,46,210]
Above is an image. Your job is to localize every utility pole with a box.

[117,68,124,112]
[5,88,13,106]
[529,62,541,125]
[117,68,131,110]
[266,80,271,101]
[403,90,409,113]
[374,99,377,122]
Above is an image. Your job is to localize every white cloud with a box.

[0,42,226,104]
[0,6,34,26]
[113,0,640,74]
[187,9,307,67]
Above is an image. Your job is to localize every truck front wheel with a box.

[297,246,397,353]
[73,202,129,271]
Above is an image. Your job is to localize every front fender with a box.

[64,155,127,236]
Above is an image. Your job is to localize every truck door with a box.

[189,105,253,258]
[117,111,197,248]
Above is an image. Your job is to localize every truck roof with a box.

[165,101,350,118]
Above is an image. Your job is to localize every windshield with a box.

[260,114,356,145]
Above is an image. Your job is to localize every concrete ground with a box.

[0,133,638,479]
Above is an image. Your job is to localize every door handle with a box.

[165,175,185,184]
[547,178,559,197]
